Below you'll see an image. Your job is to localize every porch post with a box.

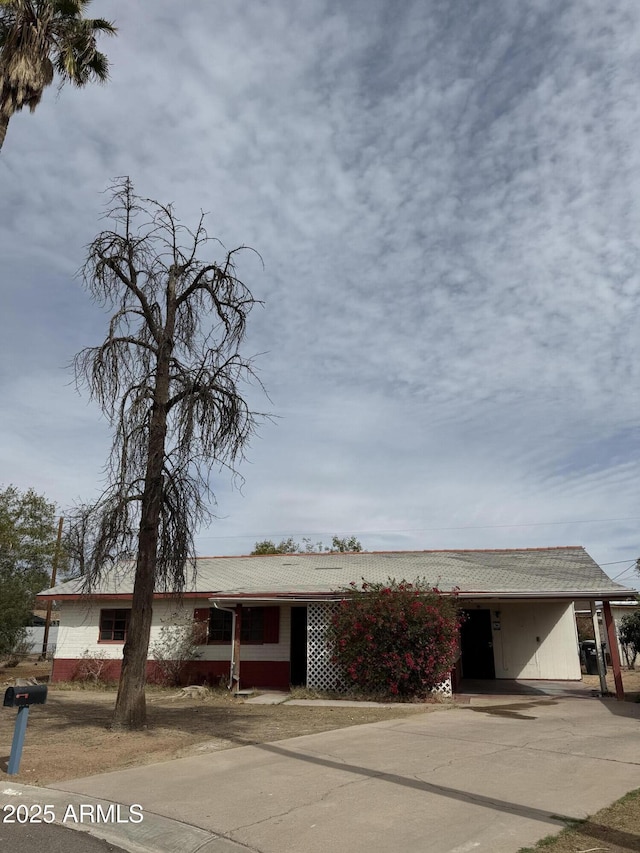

[602,601,625,701]
[589,601,608,695]
[232,604,242,695]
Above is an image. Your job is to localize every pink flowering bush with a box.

[328,579,463,699]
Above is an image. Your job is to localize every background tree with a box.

[251,537,299,555]
[0,0,116,151]
[62,501,104,577]
[74,178,266,729]
[618,608,640,670]
[250,535,363,555]
[330,535,362,553]
[0,484,57,656]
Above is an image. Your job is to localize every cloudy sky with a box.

[1,0,639,588]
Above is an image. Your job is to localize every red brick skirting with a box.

[51,658,291,691]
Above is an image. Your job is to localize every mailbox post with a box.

[3,685,48,775]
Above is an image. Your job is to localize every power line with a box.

[196,516,640,541]
[608,563,638,581]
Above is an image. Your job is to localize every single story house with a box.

[38,546,636,698]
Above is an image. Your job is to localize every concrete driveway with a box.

[5,696,640,853]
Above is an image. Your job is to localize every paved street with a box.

[0,819,128,853]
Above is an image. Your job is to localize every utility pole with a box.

[41,516,63,659]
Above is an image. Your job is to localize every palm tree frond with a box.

[87,17,116,36]
[52,0,86,16]
[0,0,115,145]
[55,42,108,84]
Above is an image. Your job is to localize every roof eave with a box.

[207,588,637,603]
[38,587,636,604]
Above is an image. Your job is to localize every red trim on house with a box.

[602,601,625,701]
[230,660,289,691]
[37,591,216,602]
[39,589,632,604]
[451,661,462,693]
[206,590,631,602]
[51,658,291,691]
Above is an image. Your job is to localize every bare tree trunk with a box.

[112,284,176,730]
[112,528,157,728]
[0,115,10,152]
[112,409,167,727]
[113,418,167,726]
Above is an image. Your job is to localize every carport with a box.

[455,594,630,701]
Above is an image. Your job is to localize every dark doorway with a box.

[460,609,495,679]
[290,606,308,686]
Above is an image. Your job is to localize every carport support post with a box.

[7,706,30,775]
[590,601,608,695]
[232,604,242,695]
[602,601,624,701]
[41,515,63,659]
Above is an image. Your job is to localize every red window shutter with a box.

[193,608,209,644]
[262,606,280,644]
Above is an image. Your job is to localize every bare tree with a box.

[62,502,101,577]
[74,178,266,729]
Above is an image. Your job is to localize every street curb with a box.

[1,782,246,853]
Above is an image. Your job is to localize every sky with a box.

[1,0,639,590]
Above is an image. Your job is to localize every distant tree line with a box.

[251,535,363,555]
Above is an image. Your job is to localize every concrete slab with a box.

[285,698,411,708]
[243,692,290,705]
[44,696,640,853]
[245,693,423,708]
[458,679,599,698]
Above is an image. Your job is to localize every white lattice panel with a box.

[307,603,347,691]
[431,676,452,698]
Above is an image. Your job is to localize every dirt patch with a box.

[0,657,51,684]
[582,667,640,700]
[518,788,640,853]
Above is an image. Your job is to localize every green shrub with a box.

[619,609,640,669]
[328,579,462,698]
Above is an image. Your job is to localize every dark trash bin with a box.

[580,640,606,675]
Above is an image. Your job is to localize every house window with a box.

[241,607,265,643]
[209,608,233,643]
[99,609,130,642]
[203,606,279,645]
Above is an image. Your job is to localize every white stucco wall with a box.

[55,599,291,663]
[491,601,581,679]
[55,598,582,680]
[25,625,58,655]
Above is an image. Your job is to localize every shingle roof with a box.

[39,546,636,600]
